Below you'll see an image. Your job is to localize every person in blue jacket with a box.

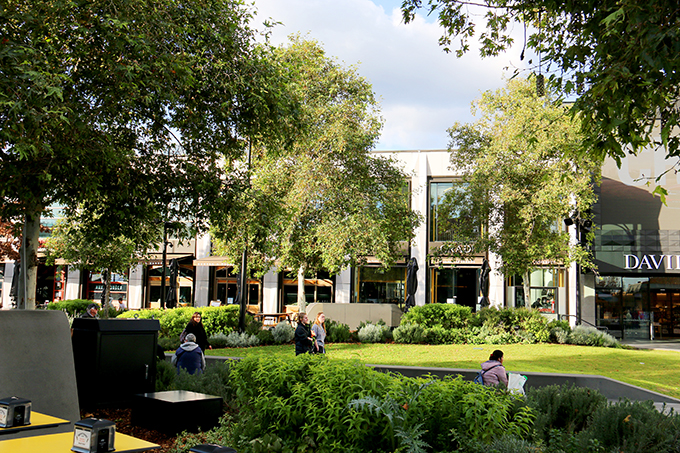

[171,333,206,375]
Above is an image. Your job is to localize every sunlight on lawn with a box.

[207,342,680,399]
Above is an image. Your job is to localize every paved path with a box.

[621,339,680,351]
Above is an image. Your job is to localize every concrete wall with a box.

[0,310,80,438]
[306,302,402,330]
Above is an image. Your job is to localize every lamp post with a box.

[160,221,173,309]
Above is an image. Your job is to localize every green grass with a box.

[205,342,680,399]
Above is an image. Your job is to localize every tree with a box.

[437,77,601,307]
[401,1,680,166]
[45,210,158,317]
[0,0,289,308]
[211,37,422,311]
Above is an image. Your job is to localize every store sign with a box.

[624,254,680,270]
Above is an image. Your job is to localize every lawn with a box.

[206,342,680,399]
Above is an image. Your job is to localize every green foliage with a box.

[401,303,472,329]
[550,327,570,344]
[568,326,620,348]
[174,361,233,405]
[579,399,680,453]
[357,323,390,343]
[223,355,534,452]
[401,1,680,163]
[325,319,351,343]
[155,359,176,392]
[526,384,608,443]
[393,323,425,344]
[224,331,260,348]
[46,299,91,316]
[256,329,275,346]
[437,78,600,283]
[271,321,295,344]
[158,336,181,352]
[423,325,454,344]
[118,305,242,339]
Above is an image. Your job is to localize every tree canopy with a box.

[211,37,421,308]
[439,77,601,305]
[401,1,680,163]
[0,0,292,307]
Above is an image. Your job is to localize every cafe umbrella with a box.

[165,259,179,309]
[404,257,418,312]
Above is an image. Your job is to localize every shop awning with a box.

[192,256,235,267]
[144,253,194,266]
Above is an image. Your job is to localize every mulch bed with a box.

[81,407,177,452]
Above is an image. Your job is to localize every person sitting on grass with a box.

[171,333,205,375]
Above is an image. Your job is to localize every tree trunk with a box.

[297,264,307,313]
[20,207,42,310]
[523,271,531,309]
[101,269,111,319]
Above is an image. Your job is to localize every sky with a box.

[251,0,532,151]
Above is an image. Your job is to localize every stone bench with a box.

[131,390,222,435]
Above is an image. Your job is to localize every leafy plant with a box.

[271,321,294,344]
[568,326,620,348]
[118,305,243,338]
[326,318,351,343]
[393,323,425,344]
[46,299,92,316]
[401,303,472,329]
[358,322,389,343]
[256,329,274,346]
[224,331,260,348]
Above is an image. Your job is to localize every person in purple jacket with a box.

[480,349,508,387]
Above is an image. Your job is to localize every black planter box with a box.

[72,318,160,409]
[131,390,223,434]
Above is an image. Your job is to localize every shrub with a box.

[325,319,351,343]
[155,358,176,392]
[158,336,181,352]
[393,323,425,344]
[174,360,233,404]
[118,305,243,339]
[358,322,389,343]
[256,329,274,345]
[401,303,472,329]
[579,399,680,452]
[526,384,608,443]
[209,333,229,349]
[423,325,453,344]
[224,331,260,348]
[245,319,263,336]
[46,299,92,316]
[568,326,620,348]
[271,321,294,344]
[550,326,570,344]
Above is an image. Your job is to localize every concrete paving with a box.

[621,338,680,352]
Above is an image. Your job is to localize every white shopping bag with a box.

[507,372,527,395]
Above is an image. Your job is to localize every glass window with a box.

[213,266,259,306]
[353,266,405,304]
[282,270,334,307]
[87,271,128,303]
[430,267,479,308]
[508,269,562,314]
[430,181,479,242]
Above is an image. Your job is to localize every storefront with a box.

[591,147,680,340]
[430,265,479,308]
[506,268,565,315]
[353,265,405,305]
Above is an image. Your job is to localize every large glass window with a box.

[147,264,194,307]
[281,270,334,310]
[88,271,128,304]
[430,267,479,308]
[430,181,479,242]
[353,266,405,304]
[213,266,261,307]
[508,269,563,314]
[596,276,655,339]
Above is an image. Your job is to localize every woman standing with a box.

[312,312,327,354]
[183,311,212,353]
[294,312,313,355]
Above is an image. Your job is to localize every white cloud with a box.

[252,0,530,150]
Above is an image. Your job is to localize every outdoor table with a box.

[0,431,159,453]
[0,411,70,436]
[252,313,293,326]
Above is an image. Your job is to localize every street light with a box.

[160,221,174,309]
[564,214,592,325]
